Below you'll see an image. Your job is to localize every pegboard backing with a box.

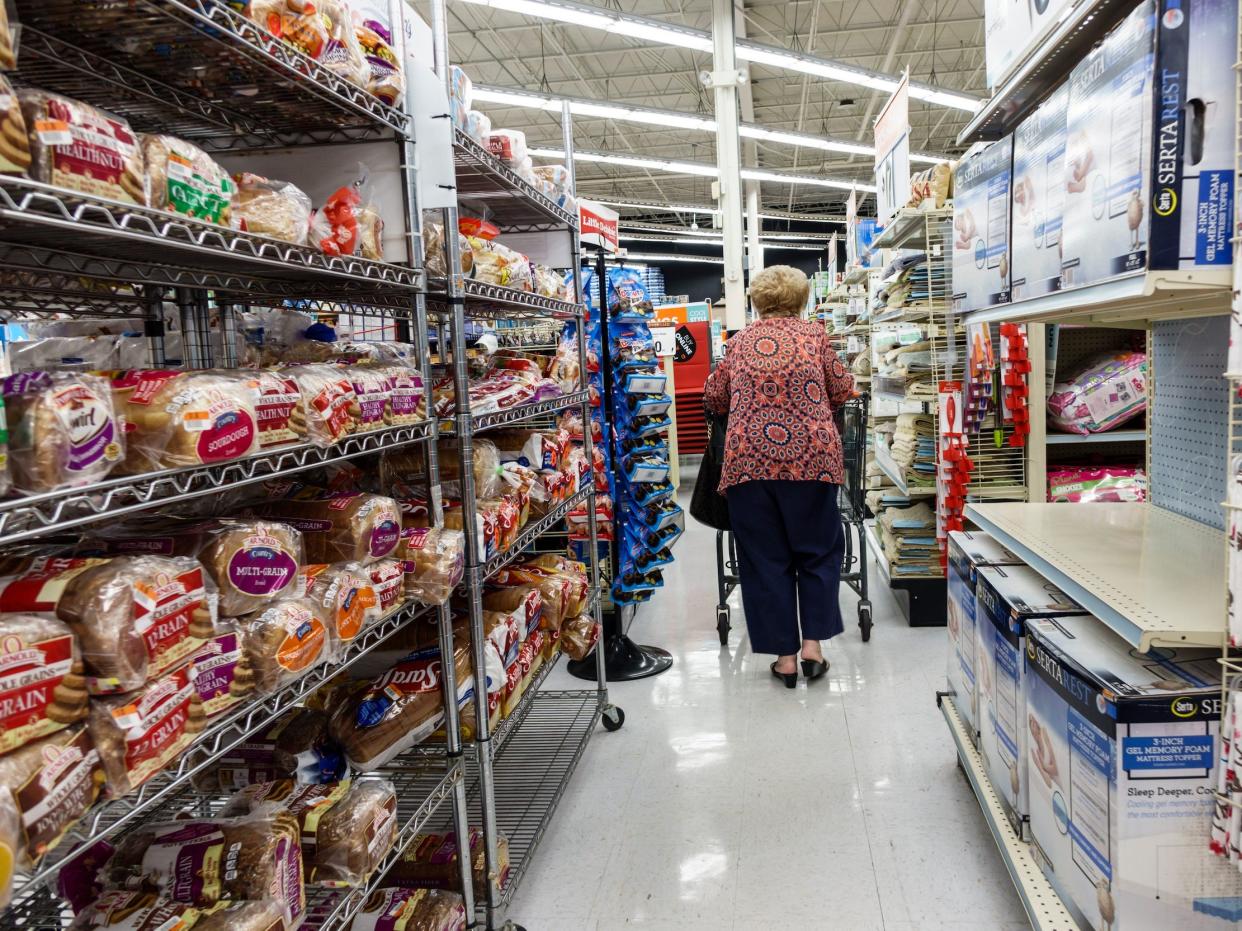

[1050,325,1145,385]
[1150,316,1229,529]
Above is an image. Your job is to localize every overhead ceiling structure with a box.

[429,0,985,222]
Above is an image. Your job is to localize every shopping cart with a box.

[715,392,873,644]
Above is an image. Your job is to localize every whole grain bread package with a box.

[222,778,398,887]
[4,371,125,493]
[251,369,306,448]
[18,90,144,204]
[380,365,426,426]
[104,812,305,924]
[400,527,464,607]
[0,75,30,176]
[88,666,205,797]
[0,614,89,753]
[304,562,381,648]
[111,370,261,473]
[192,708,345,793]
[385,829,510,899]
[234,172,313,245]
[254,489,402,564]
[198,520,303,617]
[349,888,467,931]
[140,135,236,226]
[0,725,105,868]
[242,597,330,693]
[55,555,216,695]
[344,365,392,433]
[195,900,288,931]
[284,364,358,446]
[189,625,255,718]
[328,643,472,770]
[0,556,109,615]
[67,891,201,931]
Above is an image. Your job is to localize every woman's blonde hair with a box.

[749,265,809,318]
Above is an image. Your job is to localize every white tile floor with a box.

[508,492,1027,930]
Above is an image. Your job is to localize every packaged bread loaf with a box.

[222,778,398,886]
[317,0,368,86]
[67,891,203,931]
[0,6,14,71]
[55,555,215,695]
[198,520,303,616]
[284,364,357,446]
[195,900,288,931]
[141,135,236,225]
[251,370,305,448]
[234,172,312,244]
[345,365,392,432]
[18,90,144,204]
[422,222,474,278]
[558,613,599,661]
[378,365,425,426]
[387,829,510,898]
[4,371,124,492]
[189,626,255,718]
[193,707,344,792]
[354,0,405,105]
[0,555,111,615]
[88,666,205,797]
[243,597,330,693]
[0,725,105,868]
[313,185,383,261]
[368,559,405,615]
[304,562,381,647]
[328,643,472,770]
[482,586,541,638]
[0,614,89,752]
[491,566,570,630]
[104,811,304,923]
[349,888,467,931]
[400,527,464,606]
[0,75,30,175]
[111,370,261,473]
[254,490,401,564]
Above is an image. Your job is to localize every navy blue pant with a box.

[727,480,845,655]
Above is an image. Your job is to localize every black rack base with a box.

[567,634,673,681]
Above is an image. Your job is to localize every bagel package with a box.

[400,527,464,607]
[222,778,398,886]
[0,75,30,175]
[349,888,467,931]
[4,371,125,493]
[284,364,357,446]
[54,555,216,695]
[189,626,255,718]
[197,520,303,617]
[303,562,381,648]
[254,489,401,564]
[111,370,261,473]
[327,643,472,770]
[88,665,206,797]
[242,597,331,693]
[17,90,145,204]
[140,135,236,226]
[0,615,89,753]
[234,172,313,245]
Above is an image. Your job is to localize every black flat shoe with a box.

[770,662,797,689]
[801,658,829,680]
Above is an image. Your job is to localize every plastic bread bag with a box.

[467,237,532,291]
[533,164,570,191]
[0,75,29,175]
[1047,349,1147,435]
[376,364,425,425]
[17,90,144,205]
[0,6,14,71]
[4,371,124,493]
[242,597,331,693]
[304,561,381,648]
[234,172,313,244]
[88,665,205,797]
[239,308,334,368]
[449,65,473,110]
[313,178,383,261]
[0,615,88,754]
[195,900,290,931]
[253,489,402,564]
[104,812,305,922]
[354,0,405,105]
[481,586,542,638]
[422,220,474,278]
[111,369,261,473]
[250,369,305,448]
[385,829,509,898]
[197,520,304,616]
[463,109,491,144]
[341,364,391,432]
[327,642,473,770]
[222,777,397,887]
[284,364,358,446]
[192,707,345,792]
[249,0,329,58]
[347,888,466,931]
[532,264,566,299]
[67,892,202,930]
[400,527,464,606]
[55,554,217,694]
[485,129,527,164]
[140,135,236,226]
[318,0,368,87]
[449,617,504,694]
[368,559,405,615]
[189,625,255,718]
[437,437,504,499]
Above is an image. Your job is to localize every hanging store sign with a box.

[579,200,619,253]
[873,73,911,227]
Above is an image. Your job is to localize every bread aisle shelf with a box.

[964,502,1226,651]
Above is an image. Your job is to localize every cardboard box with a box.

[1060,0,1235,289]
[952,137,1013,313]
[1025,617,1242,930]
[946,530,1024,742]
[1011,83,1069,300]
[984,0,1075,90]
[975,564,1089,837]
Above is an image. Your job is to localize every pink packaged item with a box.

[1047,466,1147,503]
[1047,350,1147,435]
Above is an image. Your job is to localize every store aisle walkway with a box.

[511,487,1026,930]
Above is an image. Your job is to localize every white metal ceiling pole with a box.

[745,183,763,279]
[706,0,748,329]
[734,1,763,282]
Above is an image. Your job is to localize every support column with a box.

[707,0,747,330]
[745,182,763,284]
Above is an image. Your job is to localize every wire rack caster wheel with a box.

[716,606,731,645]
[602,705,625,731]
[858,602,873,642]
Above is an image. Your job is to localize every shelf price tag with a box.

[650,326,676,358]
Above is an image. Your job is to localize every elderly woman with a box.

[703,265,855,687]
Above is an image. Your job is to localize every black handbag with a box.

[690,408,731,531]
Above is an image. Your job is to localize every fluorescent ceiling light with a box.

[615,253,724,264]
[741,168,874,193]
[471,87,558,110]
[570,100,715,131]
[598,200,847,223]
[620,223,833,241]
[453,0,982,113]
[620,234,824,250]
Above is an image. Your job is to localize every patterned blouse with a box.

[704,316,854,493]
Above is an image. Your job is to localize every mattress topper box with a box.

[976,563,1087,644]
[952,136,1013,313]
[1011,83,1069,300]
[947,529,1023,583]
